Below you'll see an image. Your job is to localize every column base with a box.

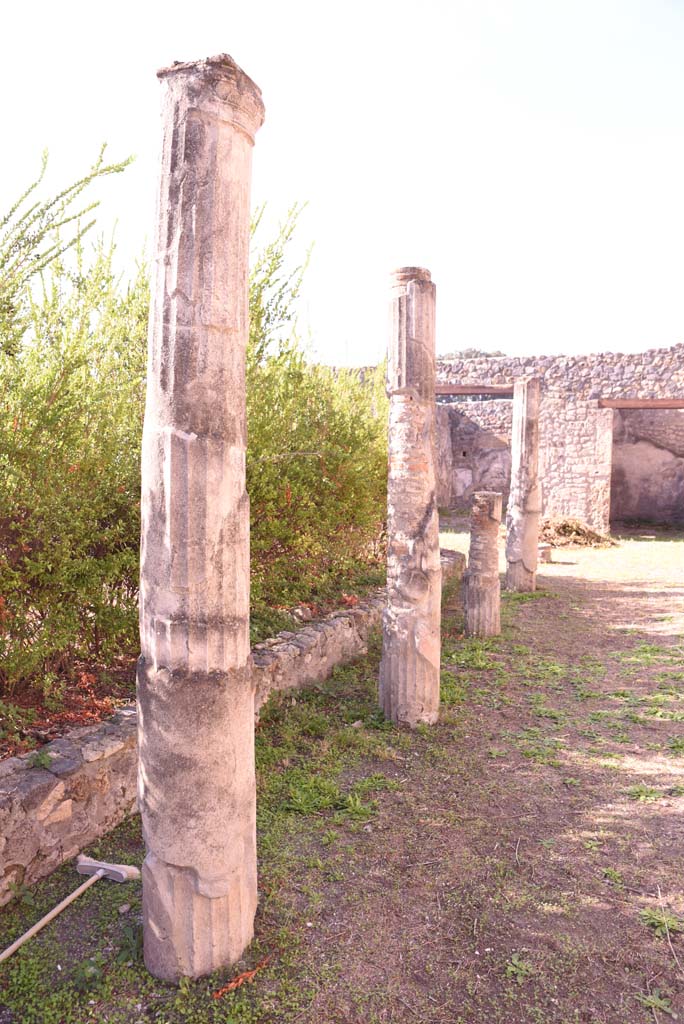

[464,572,501,637]
[142,853,256,982]
[505,561,537,593]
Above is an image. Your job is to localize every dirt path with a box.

[1,530,683,1023]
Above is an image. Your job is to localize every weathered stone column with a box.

[379,268,441,727]
[505,377,541,592]
[137,55,264,982]
[464,491,502,637]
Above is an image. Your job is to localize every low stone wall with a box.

[0,709,138,907]
[0,551,465,906]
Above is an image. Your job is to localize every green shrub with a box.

[0,239,148,692]
[247,206,387,610]
[0,174,387,699]
[0,152,145,695]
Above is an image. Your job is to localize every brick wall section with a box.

[0,551,465,905]
[436,344,684,530]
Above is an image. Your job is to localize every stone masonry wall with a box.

[436,344,684,531]
[436,402,512,509]
[0,551,465,906]
[611,409,684,525]
[436,344,684,399]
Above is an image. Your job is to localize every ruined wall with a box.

[436,344,684,399]
[436,344,684,532]
[436,401,512,509]
[611,409,684,525]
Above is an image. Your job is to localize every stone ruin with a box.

[50,46,684,988]
[138,55,264,981]
[436,346,684,533]
[379,268,442,727]
[464,491,502,637]
[505,377,540,592]
[136,58,452,982]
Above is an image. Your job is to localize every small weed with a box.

[72,955,105,993]
[530,696,566,724]
[448,639,498,671]
[563,776,581,787]
[601,867,623,887]
[27,749,52,769]
[627,783,662,802]
[503,590,549,604]
[514,727,563,766]
[488,747,507,759]
[340,792,374,820]
[116,921,143,964]
[440,669,468,706]
[636,989,677,1017]
[668,736,684,756]
[8,881,36,908]
[284,774,345,814]
[583,838,603,851]
[640,907,684,938]
[505,952,534,984]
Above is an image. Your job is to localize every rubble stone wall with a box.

[436,402,512,509]
[436,344,684,530]
[0,552,465,906]
[611,409,684,525]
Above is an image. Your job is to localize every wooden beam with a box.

[435,384,514,397]
[598,398,684,410]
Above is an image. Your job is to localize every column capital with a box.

[157,54,265,143]
[391,266,432,286]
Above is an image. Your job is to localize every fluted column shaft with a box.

[379,268,441,727]
[464,491,502,637]
[137,54,264,982]
[505,377,541,592]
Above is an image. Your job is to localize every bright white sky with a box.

[3,0,684,365]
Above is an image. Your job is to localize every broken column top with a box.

[473,490,503,511]
[391,267,432,285]
[388,267,436,398]
[156,53,265,141]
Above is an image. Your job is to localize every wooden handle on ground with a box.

[0,869,104,964]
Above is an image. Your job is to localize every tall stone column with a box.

[137,55,264,982]
[464,491,502,637]
[505,377,541,592]
[379,268,441,727]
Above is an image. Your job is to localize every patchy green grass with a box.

[0,637,403,1024]
[2,528,684,1022]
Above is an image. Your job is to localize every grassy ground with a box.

[1,528,683,1023]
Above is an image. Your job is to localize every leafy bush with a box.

[0,173,387,701]
[248,205,387,611]
[0,153,146,695]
